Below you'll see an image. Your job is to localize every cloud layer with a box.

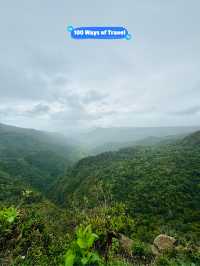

[0,0,200,133]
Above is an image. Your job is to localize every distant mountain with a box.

[0,123,78,159]
[78,126,200,154]
[0,123,81,192]
[89,134,186,155]
[182,130,200,146]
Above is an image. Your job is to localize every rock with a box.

[151,244,160,256]
[153,234,176,253]
[119,234,133,255]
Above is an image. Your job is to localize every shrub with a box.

[64,225,103,266]
[132,240,152,259]
[155,255,172,266]
[0,206,19,233]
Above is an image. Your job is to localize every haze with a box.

[0,0,200,134]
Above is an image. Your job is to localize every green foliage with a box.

[155,255,172,266]
[0,123,80,194]
[64,225,102,266]
[132,240,152,258]
[55,132,200,245]
[0,203,70,266]
[84,203,135,237]
[109,238,120,256]
[0,206,19,238]
[22,189,43,204]
[154,247,200,266]
[0,206,18,224]
[1,124,200,266]
[76,225,99,250]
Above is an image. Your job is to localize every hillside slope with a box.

[1,127,200,265]
[53,131,200,242]
[0,123,80,192]
[0,124,79,265]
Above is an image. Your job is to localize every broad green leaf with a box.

[64,249,75,266]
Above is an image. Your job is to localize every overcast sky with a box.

[0,0,200,133]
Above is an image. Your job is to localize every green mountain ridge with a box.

[77,126,200,152]
[0,123,80,192]
[88,134,187,155]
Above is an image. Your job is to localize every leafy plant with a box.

[64,225,103,266]
[132,240,152,258]
[0,206,18,227]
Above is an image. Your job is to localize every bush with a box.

[132,240,152,259]
[155,255,172,266]
[0,206,18,233]
[64,225,103,266]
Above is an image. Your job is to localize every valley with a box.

[1,123,200,265]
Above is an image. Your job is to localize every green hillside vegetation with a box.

[0,191,72,265]
[50,131,200,264]
[1,123,200,265]
[53,133,200,233]
[0,123,81,192]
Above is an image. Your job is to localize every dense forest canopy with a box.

[1,123,200,265]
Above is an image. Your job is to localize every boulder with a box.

[152,234,176,254]
[119,233,133,255]
[151,244,160,256]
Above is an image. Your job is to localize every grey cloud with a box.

[1,1,200,131]
[50,108,115,127]
[0,64,49,101]
[26,103,51,116]
[28,48,69,76]
[53,88,108,111]
[0,103,51,120]
[171,106,200,116]
[50,94,115,125]
[50,106,98,125]
[82,90,108,104]
[51,75,69,87]
[0,108,10,118]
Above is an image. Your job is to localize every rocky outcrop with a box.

[119,233,133,255]
[152,234,176,255]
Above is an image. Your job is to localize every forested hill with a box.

[1,125,200,265]
[182,130,200,146]
[0,123,80,192]
[52,131,200,240]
